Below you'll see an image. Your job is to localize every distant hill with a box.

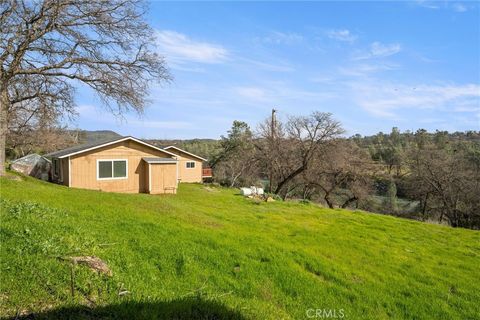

[148,139,219,146]
[66,131,220,160]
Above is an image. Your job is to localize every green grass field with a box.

[1,175,479,319]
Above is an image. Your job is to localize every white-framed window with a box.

[186,161,195,169]
[97,159,128,180]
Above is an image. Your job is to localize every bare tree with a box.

[0,0,170,174]
[255,115,285,192]
[301,140,372,208]
[406,144,480,228]
[256,111,344,197]
[7,124,75,158]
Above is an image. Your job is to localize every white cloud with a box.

[414,1,472,12]
[155,30,295,72]
[452,3,467,12]
[156,30,229,64]
[326,29,357,43]
[259,31,303,45]
[350,82,480,119]
[414,0,440,9]
[129,120,190,129]
[353,42,402,60]
[238,57,295,72]
[75,104,190,129]
[339,63,399,76]
[310,76,336,83]
[454,105,479,113]
[234,87,268,101]
[418,118,447,124]
[232,81,338,107]
[371,42,401,57]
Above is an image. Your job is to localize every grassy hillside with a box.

[0,176,479,319]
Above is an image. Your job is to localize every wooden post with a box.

[271,108,276,140]
[70,262,76,298]
[269,108,276,193]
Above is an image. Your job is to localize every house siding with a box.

[169,150,203,183]
[69,140,175,193]
[148,163,177,194]
[60,157,69,186]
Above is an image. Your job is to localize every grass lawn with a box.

[1,175,479,319]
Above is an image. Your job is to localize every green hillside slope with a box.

[0,176,479,319]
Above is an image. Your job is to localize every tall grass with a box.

[1,175,479,319]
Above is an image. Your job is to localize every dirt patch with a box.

[1,173,22,180]
[70,256,112,276]
[351,275,363,283]
[258,280,274,301]
[203,186,219,192]
[204,221,223,228]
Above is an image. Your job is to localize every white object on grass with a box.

[240,187,252,196]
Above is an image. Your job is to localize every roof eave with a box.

[144,160,178,164]
[51,137,179,159]
[163,146,208,162]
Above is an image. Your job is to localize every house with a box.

[45,136,209,194]
[163,146,209,183]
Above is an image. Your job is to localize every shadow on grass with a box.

[5,297,245,320]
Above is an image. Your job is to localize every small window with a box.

[186,161,195,169]
[97,160,127,179]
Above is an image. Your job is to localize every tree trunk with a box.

[303,185,312,200]
[324,192,334,209]
[421,193,429,221]
[268,169,273,193]
[341,196,358,209]
[274,164,306,195]
[0,84,8,175]
[230,171,242,188]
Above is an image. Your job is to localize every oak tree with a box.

[0,0,170,173]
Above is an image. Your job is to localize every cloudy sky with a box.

[75,1,480,139]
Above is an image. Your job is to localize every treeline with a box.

[148,139,220,160]
[206,113,479,230]
[6,111,478,229]
[6,129,122,159]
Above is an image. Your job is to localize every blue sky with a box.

[75,1,480,139]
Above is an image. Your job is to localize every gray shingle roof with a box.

[163,146,208,161]
[43,136,204,161]
[45,136,130,158]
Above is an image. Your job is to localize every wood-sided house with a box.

[163,146,208,183]
[45,136,209,194]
